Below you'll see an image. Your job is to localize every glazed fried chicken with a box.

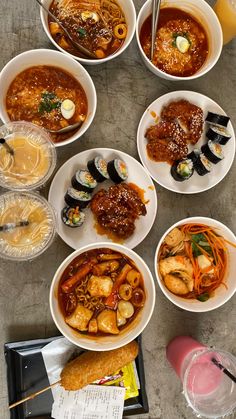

[145,100,203,164]
[90,183,147,239]
[161,99,204,145]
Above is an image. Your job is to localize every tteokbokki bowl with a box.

[40,0,136,65]
[50,242,155,350]
[136,0,222,81]
[0,49,97,147]
[154,217,236,313]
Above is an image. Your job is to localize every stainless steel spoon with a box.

[35,0,97,59]
[47,120,84,135]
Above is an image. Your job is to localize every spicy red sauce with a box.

[140,7,209,77]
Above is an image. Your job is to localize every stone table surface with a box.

[0,0,236,418]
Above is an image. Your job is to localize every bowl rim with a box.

[135,0,223,81]
[40,0,137,65]
[50,241,156,350]
[0,48,97,148]
[154,216,236,313]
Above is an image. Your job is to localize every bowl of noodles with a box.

[136,0,222,81]
[40,0,136,65]
[155,217,236,312]
[50,242,156,350]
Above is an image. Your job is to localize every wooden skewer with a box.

[9,380,61,410]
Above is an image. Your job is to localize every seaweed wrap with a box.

[187,149,201,165]
[194,153,212,176]
[87,157,109,182]
[61,206,85,228]
[206,126,231,145]
[171,159,194,182]
[201,141,224,164]
[205,112,230,128]
[107,159,128,183]
[64,188,92,208]
[71,169,97,193]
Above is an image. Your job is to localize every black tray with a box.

[5,335,148,419]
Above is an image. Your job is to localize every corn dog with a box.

[60,340,139,391]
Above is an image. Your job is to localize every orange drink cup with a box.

[214,0,236,44]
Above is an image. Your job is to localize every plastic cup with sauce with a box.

[167,336,236,418]
[0,121,56,191]
[0,191,57,261]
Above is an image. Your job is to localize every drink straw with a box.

[0,138,14,156]
[212,357,236,383]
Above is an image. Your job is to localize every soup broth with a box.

[140,7,209,77]
[0,193,55,259]
[0,135,51,188]
[58,248,146,336]
[49,0,127,59]
[6,65,88,143]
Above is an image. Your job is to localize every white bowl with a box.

[0,49,97,147]
[50,242,156,351]
[40,0,136,65]
[154,217,236,312]
[136,0,223,81]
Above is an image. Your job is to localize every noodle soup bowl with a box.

[50,242,156,351]
[155,217,236,312]
[40,0,136,65]
[0,49,97,147]
[136,0,223,81]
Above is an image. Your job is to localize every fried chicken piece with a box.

[161,99,203,144]
[90,183,147,239]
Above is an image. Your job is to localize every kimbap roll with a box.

[87,157,109,182]
[171,159,194,182]
[107,159,128,183]
[206,126,231,145]
[194,153,212,176]
[71,169,97,193]
[64,188,92,208]
[187,149,201,165]
[61,206,85,228]
[201,141,224,164]
[205,112,230,128]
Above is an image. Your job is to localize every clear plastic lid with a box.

[183,349,236,418]
[0,191,57,261]
[0,121,57,191]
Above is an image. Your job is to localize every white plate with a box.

[137,91,235,194]
[49,148,157,249]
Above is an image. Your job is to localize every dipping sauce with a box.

[49,0,127,59]
[6,65,88,143]
[58,248,146,336]
[0,192,56,260]
[140,8,209,77]
[0,121,56,190]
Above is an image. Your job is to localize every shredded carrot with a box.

[159,223,232,300]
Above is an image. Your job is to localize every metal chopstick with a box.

[151,0,161,61]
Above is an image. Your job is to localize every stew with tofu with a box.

[58,248,146,336]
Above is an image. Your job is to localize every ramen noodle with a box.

[58,248,146,336]
[49,0,127,59]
